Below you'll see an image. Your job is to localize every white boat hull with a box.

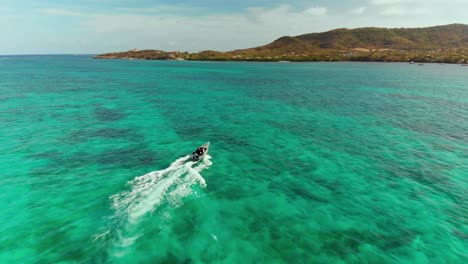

[191,142,210,162]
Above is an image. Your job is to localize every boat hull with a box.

[191,142,210,162]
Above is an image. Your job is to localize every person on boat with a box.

[196,147,204,155]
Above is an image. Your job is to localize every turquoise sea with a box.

[0,56,466,263]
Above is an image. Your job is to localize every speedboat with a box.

[191,142,210,162]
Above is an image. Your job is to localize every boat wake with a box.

[94,155,212,257]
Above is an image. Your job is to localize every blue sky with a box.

[1,0,467,54]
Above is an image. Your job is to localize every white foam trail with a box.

[111,156,191,220]
[101,154,212,257]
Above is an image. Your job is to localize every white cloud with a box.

[116,5,202,15]
[38,8,83,16]
[381,6,405,15]
[0,7,12,13]
[380,6,428,15]
[370,0,408,5]
[2,2,465,54]
[369,0,452,6]
[62,4,468,53]
[351,7,367,15]
[73,5,334,52]
[304,7,327,16]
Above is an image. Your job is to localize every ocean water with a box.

[0,56,466,263]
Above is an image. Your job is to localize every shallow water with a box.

[0,56,467,263]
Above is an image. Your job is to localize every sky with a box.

[0,0,467,54]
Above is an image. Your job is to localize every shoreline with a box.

[93,56,468,65]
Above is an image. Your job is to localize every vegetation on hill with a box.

[94,50,189,60]
[95,24,468,63]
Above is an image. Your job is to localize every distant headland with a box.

[95,24,468,64]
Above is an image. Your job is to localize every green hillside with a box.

[96,24,468,63]
[295,24,468,50]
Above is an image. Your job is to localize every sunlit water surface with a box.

[0,56,466,263]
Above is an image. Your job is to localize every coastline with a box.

[93,24,468,64]
[93,54,468,64]
[94,48,468,64]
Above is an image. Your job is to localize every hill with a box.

[278,24,468,50]
[95,24,468,63]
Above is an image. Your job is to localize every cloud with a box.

[116,5,203,15]
[304,7,327,16]
[380,6,405,15]
[76,5,334,52]
[1,2,464,54]
[351,7,367,15]
[370,0,404,5]
[380,6,428,16]
[38,8,83,16]
[0,7,12,13]
[366,0,468,18]
[62,4,468,52]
